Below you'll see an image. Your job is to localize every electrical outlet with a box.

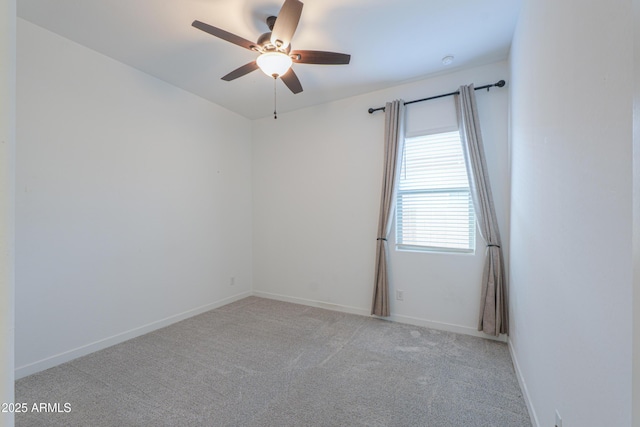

[230,277,235,286]
[555,410,562,427]
[396,290,404,301]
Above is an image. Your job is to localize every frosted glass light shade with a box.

[256,52,293,78]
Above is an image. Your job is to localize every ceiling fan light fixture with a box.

[257,52,292,78]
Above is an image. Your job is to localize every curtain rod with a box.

[367,80,506,114]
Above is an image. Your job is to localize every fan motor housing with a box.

[257,32,291,54]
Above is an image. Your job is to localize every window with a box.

[396,130,475,253]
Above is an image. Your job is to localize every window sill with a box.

[395,245,475,256]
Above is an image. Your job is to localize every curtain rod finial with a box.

[496,80,506,87]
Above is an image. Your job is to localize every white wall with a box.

[15,20,253,377]
[509,1,633,426]
[1,1,16,426]
[252,61,509,336]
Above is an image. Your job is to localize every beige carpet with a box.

[16,296,531,426]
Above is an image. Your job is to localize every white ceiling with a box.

[17,0,521,120]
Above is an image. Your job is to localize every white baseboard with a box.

[16,289,508,379]
[388,313,507,342]
[252,291,506,342]
[15,291,252,379]
[252,291,371,317]
[508,339,539,427]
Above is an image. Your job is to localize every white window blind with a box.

[396,130,475,253]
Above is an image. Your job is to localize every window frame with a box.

[395,127,476,254]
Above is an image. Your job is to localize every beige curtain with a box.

[371,100,405,317]
[456,85,508,336]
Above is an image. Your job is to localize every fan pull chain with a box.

[273,77,278,120]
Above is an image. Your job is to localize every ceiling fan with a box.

[192,0,351,95]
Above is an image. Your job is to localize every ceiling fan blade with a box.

[192,20,256,51]
[281,68,303,94]
[270,0,303,49]
[291,50,351,65]
[221,61,259,81]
